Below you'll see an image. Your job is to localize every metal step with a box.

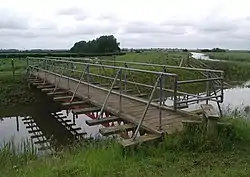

[120,134,162,147]
[86,116,120,126]
[99,124,136,136]
[37,85,55,89]
[47,91,69,96]
[53,96,72,101]
[72,107,101,115]
[61,100,88,107]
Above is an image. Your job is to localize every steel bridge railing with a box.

[43,57,224,108]
[27,57,224,132]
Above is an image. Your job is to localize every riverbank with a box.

[1,116,250,177]
[0,74,36,108]
[206,51,250,63]
[2,55,250,176]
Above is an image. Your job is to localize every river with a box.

[0,91,102,154]
[1,54,250,152]
[190,52,250,115]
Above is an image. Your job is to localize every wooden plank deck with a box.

[30,71,200,136]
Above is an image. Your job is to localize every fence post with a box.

[173,75,178,111]
[187,54,190,66]
[132,74,162,140]
[119,69,123,113]
[159,74,163,131]
[206,72,210,104]
[11,59,15,77]
[26,57,29,75]
[220,72,224,103]
[87,64,90,98]
[162,66,167,105]
[124,63,127,92]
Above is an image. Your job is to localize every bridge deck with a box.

[32,71,199,135]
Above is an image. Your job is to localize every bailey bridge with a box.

[26,57,224,147]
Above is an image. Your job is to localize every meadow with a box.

[0,58,36,108]
[1,116,250,177]
[1,52,250,176]
[206,51,250,63]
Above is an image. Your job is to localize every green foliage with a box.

[201,59,250,82]
[207,51,250,62]
[201,48,226,52]
[70,35,120,53]
[1,117,250,176]
[0,52,125,58]
[0,74,36,107]
[0,59,36,107]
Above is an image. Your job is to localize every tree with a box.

[70,35,120,53]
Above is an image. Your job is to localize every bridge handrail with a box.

[44,56,224,74]
[27,57,177,77]
[28,57,224,133]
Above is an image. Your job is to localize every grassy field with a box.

[105,52,250,83]
[1,116,250,177]
[1,54,250,176]
[206,51,250,63]
[0,58,36,108]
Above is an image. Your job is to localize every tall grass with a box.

[207,52,250,63]
[1,115,250,176]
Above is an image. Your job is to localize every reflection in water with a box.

[0,92,101,152]
[191,52,222,62]
[190,52,250,115]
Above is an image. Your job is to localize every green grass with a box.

[206,51,250,63]
[2,54,250,176]
[1,116,250,177]
[0,58,36,108]
[101,52,250,84]
[201,59,250,82]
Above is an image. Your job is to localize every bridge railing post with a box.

[206,71,210,104]
[53,64,65,93]
[87,64,90,98]
[119,69,123,113]
[43,58,48,84]
[26,57,29,76]
[132,73,162,140]
[124,63,127,92]
[97,69,121,120]
[158,74,164,131]
[70,65,88,102]
[173,75,178,111]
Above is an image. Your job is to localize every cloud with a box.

[58,7,84,16]
[123,22,187,35]
[1,0,250,50]
[0,9,28,29]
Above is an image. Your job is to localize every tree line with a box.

[200,48,226,52]
[70,35,120,53]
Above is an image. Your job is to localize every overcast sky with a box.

[1,0,250,49]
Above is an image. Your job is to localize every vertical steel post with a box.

[67,63,70,90]
[70,65,88,102]
[26,57,29,75]
[206,72,210,104]
[11,59,15,77]
[173,75,178,111]
[43,59,48,84]
[159,75,163,131]
[16,116,19,132]
[162,66,167,105]
[87,64,90,98]
[97,69,121,120]
[220,72,224,103]
[124,63,127,92]
[119,69,122,113]
[132,74,162,140]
